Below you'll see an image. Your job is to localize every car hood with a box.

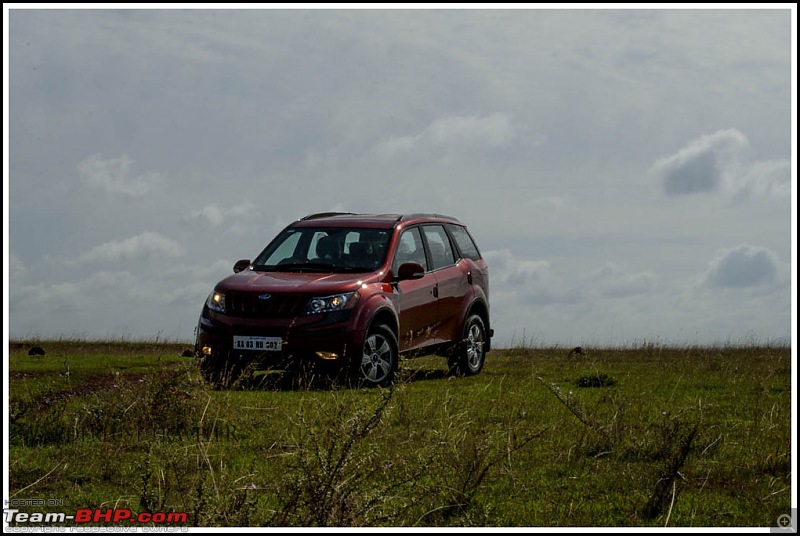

[216,270,377,294]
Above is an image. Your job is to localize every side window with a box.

[447,224,481,261]
[422,225,455,271]
[393,227,428,272]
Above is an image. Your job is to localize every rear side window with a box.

[447,224,481,261]
[422,225,456,270]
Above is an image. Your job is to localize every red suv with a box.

[195,212,491,386]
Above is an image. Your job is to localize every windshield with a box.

[252,227,391,273]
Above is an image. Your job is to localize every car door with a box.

[421,224,468,344]
[392,226,439,352]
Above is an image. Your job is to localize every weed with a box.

[576,372,616,388]
[642,411,700,522]
[270,385,400,526]
[416,418,545,526]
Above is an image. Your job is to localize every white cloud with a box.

[580,262,657,299]
[76,232,182,263]
[184,202,255,227]
[9,253,26,279]
[484,250,657,307]
[650,129,747,195]
[529,196,571,210]
[187,204,225,226]
[163,281,218,307]
[649,129,790,200]
[11,271,138,313]
[483,249,552,286]
[79,153,164,197]
[484,251,663,347]
[9,269,191,339]
[732,159,791,200]
[701,244,780,289]
[374,113,518,159]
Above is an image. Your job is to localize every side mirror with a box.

[233,259,251,273]
[396,262,425,281]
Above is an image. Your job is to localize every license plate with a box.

[232,336,282,352]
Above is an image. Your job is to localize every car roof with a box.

[291,212,463,229]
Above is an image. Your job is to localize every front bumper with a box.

[195,307,365,366]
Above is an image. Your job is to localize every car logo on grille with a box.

[258,294,272,300]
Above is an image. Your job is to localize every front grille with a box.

[226,292,308,318]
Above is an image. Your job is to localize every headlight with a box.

[206,291,225,313]
[305,291,359,315]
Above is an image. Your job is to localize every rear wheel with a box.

[449,314,487,376]
[354,324,398,387]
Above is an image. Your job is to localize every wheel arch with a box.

[368,307,399,338]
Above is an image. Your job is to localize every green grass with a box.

[6,340,793,527]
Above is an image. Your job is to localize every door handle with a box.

[432,284,439,298]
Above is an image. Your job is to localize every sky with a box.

[4,5,797,348]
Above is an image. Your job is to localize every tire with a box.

[355,324,398,387]
[449,314,487,376]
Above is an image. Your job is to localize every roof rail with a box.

[399,213,460,222]
[299,212,355,221]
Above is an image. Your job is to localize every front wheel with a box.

[449,314,487,376]
[354,324,398,387]
[200,352,245,388]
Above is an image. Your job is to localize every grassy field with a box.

[6,340,794,528]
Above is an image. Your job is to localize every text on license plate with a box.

[233,336,282,352]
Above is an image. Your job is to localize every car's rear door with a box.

[421,225,470,344]
[392,226,439,352]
